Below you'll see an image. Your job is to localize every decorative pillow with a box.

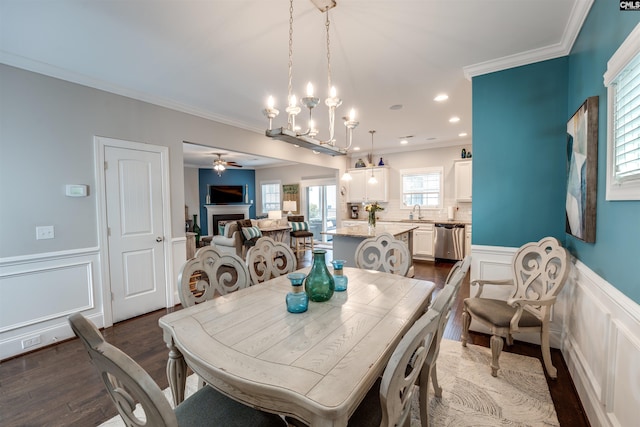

[290,221,309,231]
[217,223,227,236]
[241,226,262,240]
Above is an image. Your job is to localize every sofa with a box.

[210,218,290,258]
[210,221,243,257]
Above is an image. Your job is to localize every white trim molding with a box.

[0,248,104,360]
[464,0,594,79]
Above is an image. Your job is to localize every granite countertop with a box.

[324,224,418,238]
[345,218,471,226]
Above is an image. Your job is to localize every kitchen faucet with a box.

[412,204,423,220]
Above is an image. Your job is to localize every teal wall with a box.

[564,1,639,300]
[198,168,256,235]
[472,57,569,247]
[472,0,639,303]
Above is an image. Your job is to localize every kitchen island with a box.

[323,223,418,276]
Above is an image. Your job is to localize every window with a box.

[604,24,640,200]
[260,181,281,213]
[400,167,443,209]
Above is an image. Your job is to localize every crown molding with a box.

[463,0,594,79]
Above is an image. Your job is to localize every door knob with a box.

[156,237,163,242]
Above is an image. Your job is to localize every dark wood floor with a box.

[0,256,590,426]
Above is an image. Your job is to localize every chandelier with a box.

[263,0,358,156]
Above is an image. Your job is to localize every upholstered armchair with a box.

[461,237,570,378]
[210,221,242,257]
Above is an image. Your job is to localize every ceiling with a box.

[1,0,590,167]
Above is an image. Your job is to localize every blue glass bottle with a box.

[331,260,348,292]
[304,250,335,302]
[286,273,308,313]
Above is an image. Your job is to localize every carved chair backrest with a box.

[68,313,178,426]
[510,237,570,320]
[177,246,250,307]
[379,309,440,426]
[445,255,471,285]
[355,232,411,276]
[246,237,297,285]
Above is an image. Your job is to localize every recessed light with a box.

[434,94,448,102]
[293,144,300,148]
[353,147,361,151]
[449,116,460,123]
[400,139,408,145]
[389,104,403,110]
[458,132,468,137]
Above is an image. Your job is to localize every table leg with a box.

[166,342,187,406]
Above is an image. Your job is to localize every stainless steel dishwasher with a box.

[434,223,465,261]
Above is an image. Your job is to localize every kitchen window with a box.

[604,24,640,200]
[400,167,443,209]
[261,181,281,213]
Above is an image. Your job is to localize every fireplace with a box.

[204,204,251,236]
[212,214,244,235]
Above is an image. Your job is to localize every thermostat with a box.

[65,184,88,197]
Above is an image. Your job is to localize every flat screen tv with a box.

[208,185,244,204]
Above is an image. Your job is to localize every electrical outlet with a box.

[22,335,41,349]
[36,225,54,240]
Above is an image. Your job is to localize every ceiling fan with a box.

[212,153,242,176]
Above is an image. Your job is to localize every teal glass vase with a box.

[304,250,335,302]
[286,273,308,313]
[331,260,348,292]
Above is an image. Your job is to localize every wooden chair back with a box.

[68,313,178,426]
[445,255,471,285]
[355,232,411,276]
[510,237,570,320]
[177,246,250,307]
[379,308,440,426]
[246,237,297,285]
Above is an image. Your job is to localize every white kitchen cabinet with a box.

[465,224,472,258]
[454,160,472,202]
[347,167,388,203]
[412,223,434,260]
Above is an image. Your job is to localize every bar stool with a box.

[287,215,314,256]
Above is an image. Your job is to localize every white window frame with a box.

[603,23,640,201]
[260,180,281,215]
[399,167,444,210]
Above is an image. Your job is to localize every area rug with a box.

[101,339,559,426]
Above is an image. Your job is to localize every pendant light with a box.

[368,130,378,184]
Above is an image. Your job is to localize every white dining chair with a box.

[177,246,250,308]
[246,237,297,285]
[287,307,442,427]
[68,313,287,427]
[444,255,472,285]
[355,232,411,276]
[461,237,570,377]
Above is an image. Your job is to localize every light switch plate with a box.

[36,226,54,240]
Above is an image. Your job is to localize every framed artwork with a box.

[566,96,598,243]
[282,184,300,214]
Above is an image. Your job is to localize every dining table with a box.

[159,266,435,426]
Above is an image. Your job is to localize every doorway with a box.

[96,137,171,326]
[305,180,337,244]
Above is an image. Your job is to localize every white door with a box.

[104,144,167,322]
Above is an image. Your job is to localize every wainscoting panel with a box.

[171,236,187,304]
[0,248,103,360]
[472,245,640,427]
[564,260,640,427]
